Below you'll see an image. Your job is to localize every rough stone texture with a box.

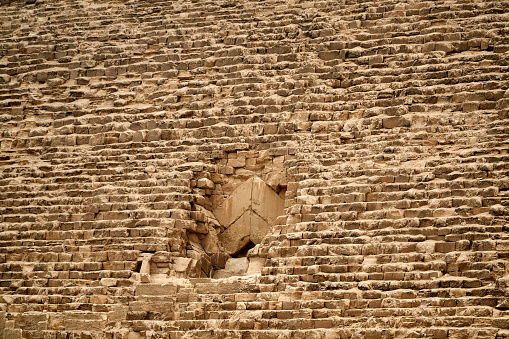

[0,0,509,337]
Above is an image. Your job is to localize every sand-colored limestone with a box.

[215,177,285,255]
[0,0,508,337]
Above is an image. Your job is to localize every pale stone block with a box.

[251,176,285,226]
[224,257,248,275]
[249,211,269,245]
[197,178,215,189]
[246,257,266,275]
[227,157,246,168]
[127,332,141,339]
[107,305,128,323]
[219,211,251,255]
[135,283,178,296]
[65,319,106,331]
[100,278,117,287]
[194,281,244,294]
[265,169,286,189]
[90,295,110,304]
[213,178,253,227]
[173,257,193,273]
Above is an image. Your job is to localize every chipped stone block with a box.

[197,178,214,189]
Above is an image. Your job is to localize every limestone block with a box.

[215,177,285,255]
[107,305,128,323]
[224,257,249,275]
[211,252,230,269]
[189,256,213,278]
[212,270,232,279]
[228,157,246,168]
[197,178,214,189]
[127,332,141,339]
[173,257,193,273]
[382,116,410,129]
[135,283,178,296]
[15,313,48,331]
[90,295,110,304]
[435,242,455,253]
[183,220,208,234]
[246,257,266,275]
[201,228,221,255]
[265,169,287,190]
[188,232,201,244]
[194,281,244,294]
[4,328,22,339]
[416,242,435,253]
[219,211,251,255]
[214,179,253,227]
[139,260,150,275]
[151,252,171,263]
[249,211,270,245]
[100,278,117,287]
[188,241,207,259]
[65,319,106,331]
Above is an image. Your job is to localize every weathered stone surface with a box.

[224,257,249,275]
[135,284,178,296]
[201,228,221,255]
[173,257,193,273]
[246,257,266,275]
[197,178,215,190]
[251,176,285,227]
[0,0,508,337]
[214,179,253,227]
[215,177,284,255]
[218,211,252,256]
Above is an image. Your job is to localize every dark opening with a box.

[233,240,256,258]
[135,261,142,273]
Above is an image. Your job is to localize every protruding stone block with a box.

[197,178,215,189]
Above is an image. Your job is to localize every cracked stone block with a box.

[219,211,252,256]
[214,177,284,255]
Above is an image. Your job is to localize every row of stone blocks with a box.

[1,0,509,337]
[3,275,509,338]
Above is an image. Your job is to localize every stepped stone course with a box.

[0,0,509,337]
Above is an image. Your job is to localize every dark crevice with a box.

[232,240,255,258]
